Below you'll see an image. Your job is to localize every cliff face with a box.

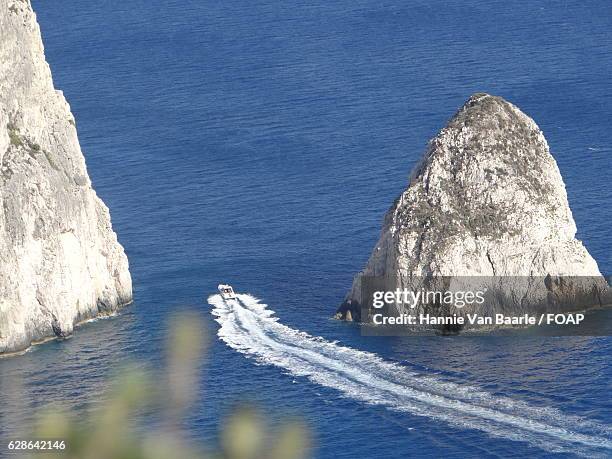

[339,93,605,321]
[0,1,132,353]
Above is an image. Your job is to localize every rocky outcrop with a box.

[0,0,132,354]
[338,93,607,323]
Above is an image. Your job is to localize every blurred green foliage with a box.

[20,313,310,459]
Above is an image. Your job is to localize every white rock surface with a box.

[0,0,132,354]
[339,93,606,322]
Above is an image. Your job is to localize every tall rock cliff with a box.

[338,93,606,322]
[0,0,132,354]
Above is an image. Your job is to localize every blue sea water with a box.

[1,0,612,457]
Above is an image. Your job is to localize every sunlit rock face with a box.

[338,93,606,322]
[0,0,132,354]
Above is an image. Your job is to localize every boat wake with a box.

[209,293,612,456]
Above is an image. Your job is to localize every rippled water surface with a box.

[1,1,611,457]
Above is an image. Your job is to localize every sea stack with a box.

[0,1,132,354]
[338,93,607,322]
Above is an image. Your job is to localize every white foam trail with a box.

[209,293,612,456]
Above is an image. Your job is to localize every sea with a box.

[1,0,611,457]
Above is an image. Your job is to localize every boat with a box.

[218,284,237,300]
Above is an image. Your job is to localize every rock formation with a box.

[0,0,132,354]
[338,93,607,323]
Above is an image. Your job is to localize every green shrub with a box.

[18,313,311,459]
[8,124,22,147]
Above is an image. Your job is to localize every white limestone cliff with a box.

[0,0,132,354]
[338,93,607,323]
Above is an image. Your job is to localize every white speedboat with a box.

[218,284,237,300]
